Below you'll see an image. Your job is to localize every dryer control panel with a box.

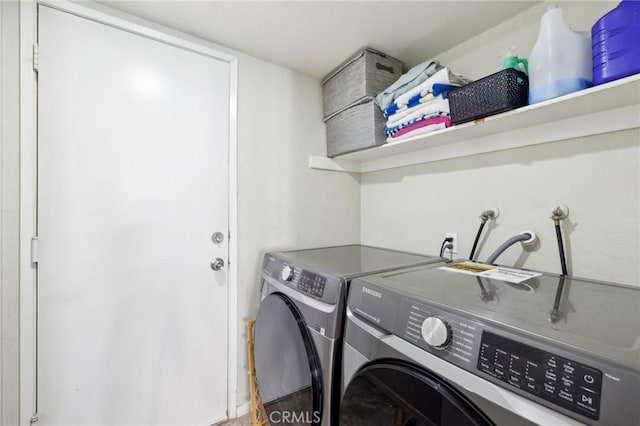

[262,255,342,304]
[297,270,327,298]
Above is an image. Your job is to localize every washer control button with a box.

[421,316,451,348]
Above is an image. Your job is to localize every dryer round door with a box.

[341,361,492,426]
[254,293,322,425]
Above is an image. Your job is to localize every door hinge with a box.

[32,43,39,72]
[31,236,39,264]
[30,412,39,424]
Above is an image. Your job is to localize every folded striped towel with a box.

[393,68,472,110]
[384,83,457,117]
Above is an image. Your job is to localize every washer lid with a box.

[273,244,441,279]
[341,361,492,426]
[350,265,640,370]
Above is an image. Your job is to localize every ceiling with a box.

[98,1,541,79]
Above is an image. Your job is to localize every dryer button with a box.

[280,266,294,282]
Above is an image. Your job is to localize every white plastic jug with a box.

[528,5,592,104]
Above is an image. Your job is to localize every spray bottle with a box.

[502,46,529,75]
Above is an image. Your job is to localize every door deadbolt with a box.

[211,232,225,244]
[210,258,225,271]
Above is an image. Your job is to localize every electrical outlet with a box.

[445,232,458,254]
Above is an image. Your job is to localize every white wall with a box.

[234,54,361,411]
[0,1,21,425]
[361,1,640,286]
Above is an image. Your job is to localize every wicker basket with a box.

[449,68,529,125]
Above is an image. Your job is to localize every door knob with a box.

[210,258,225,271]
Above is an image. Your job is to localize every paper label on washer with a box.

[440,262,542,284]
[439,261,494,275]
[477,267,542,284]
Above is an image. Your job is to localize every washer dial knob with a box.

[280,265,294,282]
[421,317,451,348]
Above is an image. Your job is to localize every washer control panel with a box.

[399,300,480,367]
[478,331,602,420]
[394,298,605,422]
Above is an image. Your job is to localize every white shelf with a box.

[310,74,640,174]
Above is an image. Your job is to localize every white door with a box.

[37,5,230,425]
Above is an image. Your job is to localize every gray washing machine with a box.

[341,264,640,425]
[253,245,443,425]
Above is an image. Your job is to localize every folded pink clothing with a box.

[390,115,452,138]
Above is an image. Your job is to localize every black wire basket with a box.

[449,68,529,125]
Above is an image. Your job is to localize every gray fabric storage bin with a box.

[322,48,403,120]
[325,97,386,158]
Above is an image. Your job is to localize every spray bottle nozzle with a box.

[501,46,528,75]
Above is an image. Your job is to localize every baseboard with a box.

[234,401,251,418]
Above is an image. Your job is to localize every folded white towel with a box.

[386,98,450,128]
[393,68,472,108]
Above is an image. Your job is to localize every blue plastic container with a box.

[592,0,640,85]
